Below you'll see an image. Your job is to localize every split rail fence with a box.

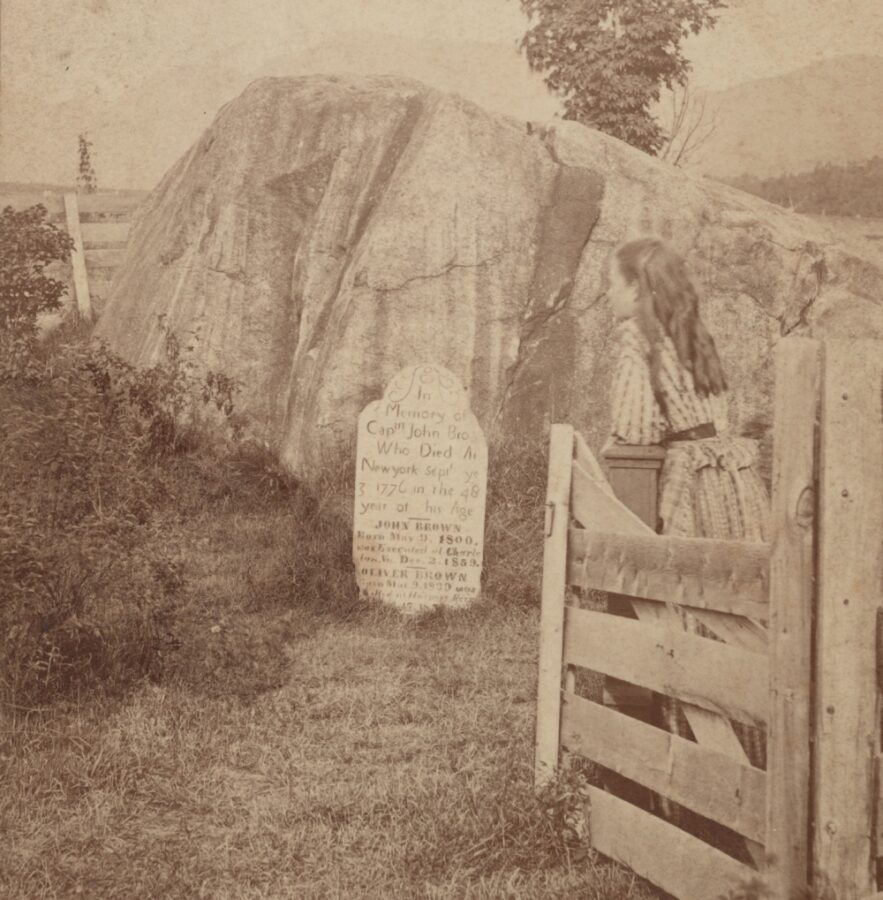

[536,337,883,899]
[1,189,145,321]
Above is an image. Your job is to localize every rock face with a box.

[96,75,883,472]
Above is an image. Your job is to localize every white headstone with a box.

[353,365,488,613]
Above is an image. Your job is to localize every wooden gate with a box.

[535,338,883,899]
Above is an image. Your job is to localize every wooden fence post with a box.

[813,340,883,898]
[766,338,820,899]
[64,193,93,321]
[535,423,574,787]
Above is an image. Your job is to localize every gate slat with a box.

[573,431,616,495]
[567,527,769,620]
[629,595,768,871]
[534,424,574,786]
[765,337,819,899]
[571,459,640,532]
[586,786,756,899]
[813,340,883,896]
[687,609,768,654]
[563,606,768,727]
[81,221,130,245]
[545,429,770,880]
[75,192,143,215]
[562,692,765,842]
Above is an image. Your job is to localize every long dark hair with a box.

[615,238,727,400]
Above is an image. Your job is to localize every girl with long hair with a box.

[606,237,769,542]
[604,238,769,814]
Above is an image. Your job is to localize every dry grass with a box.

[0,446,663,899]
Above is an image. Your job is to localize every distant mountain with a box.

[6,37,880,190]
[691,55,883,179]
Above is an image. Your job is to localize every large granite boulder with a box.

[96,75,883,472]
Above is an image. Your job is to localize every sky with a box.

[0,0,525,109]
[2,0,883,187]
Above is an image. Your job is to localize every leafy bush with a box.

[222,439,301,504]
[1,349,165,703]
[0,204,74,381]
[85,328,239,458]
[0,323,240,705]
[482,439,547,607]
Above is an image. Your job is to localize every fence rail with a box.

[561,690,766,843]
[585,785,756,899]
[567,527,769,619]
[1,189,146,317]
[563,605,768,725]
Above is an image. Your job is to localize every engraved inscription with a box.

[353,365,488,613]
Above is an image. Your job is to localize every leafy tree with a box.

[77,132,98,194]
[0,204,74,378]
[518,0,726,155]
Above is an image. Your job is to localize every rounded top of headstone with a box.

[384,365,469,409]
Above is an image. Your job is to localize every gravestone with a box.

[353,364,488,613]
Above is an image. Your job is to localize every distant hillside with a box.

[6,37,881,190]
[0,181,74,193]
[691,55,883,178]
[723,157,883,217]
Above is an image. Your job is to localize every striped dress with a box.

[609,318,769,542]
[609,318,769,773]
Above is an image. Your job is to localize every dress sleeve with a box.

[609,322,665,445]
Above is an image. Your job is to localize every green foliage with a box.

[85,328,239,458]
[0,324,240,705]
[222,439,301,503]
[482,439,547,607]
[77,133,98,194]
[725,155,883,217]
[0,204,74,381]
[518,0,725,154]
[1,346,168,703]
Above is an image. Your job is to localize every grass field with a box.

[0,472,664,899]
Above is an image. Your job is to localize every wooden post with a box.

[766,338,820,899]
[535,423,574,786]
[813,340,883,898]
[602,444,666,531]
[64,193,93,321]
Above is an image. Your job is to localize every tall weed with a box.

[0,326,235,704]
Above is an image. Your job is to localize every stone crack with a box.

[361,249,515,293]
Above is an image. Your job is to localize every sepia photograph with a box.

[1,1,882,897]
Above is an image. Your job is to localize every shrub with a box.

[223,439,300,504]
[482,438,547,607]
[0,204,74,381]
[0,324,240,705]
[85,328,239,458]
[1,345,160,703]
[284,452,363,618]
